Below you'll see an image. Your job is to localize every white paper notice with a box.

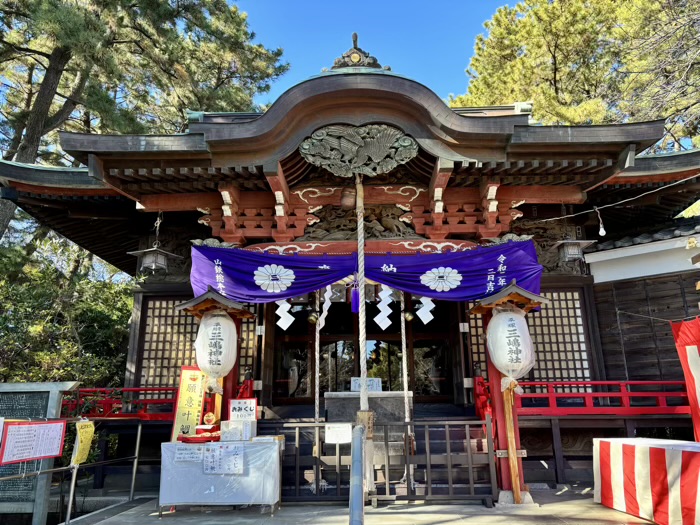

[203,443,244,475]
[220,420,256,441]
[229,399,257,421]
[0,421,66,465]
[174,444,204,462]
[351,377,382,392]
[325,423,353,444]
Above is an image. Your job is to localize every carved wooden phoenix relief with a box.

[299,124,419,178]
[296,205,423,241]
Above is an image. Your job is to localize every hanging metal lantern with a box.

[194,309,238,394]
[486,304,536,392]
[551,240,596,263]
[127,211,183,274]
[127,246,184,274]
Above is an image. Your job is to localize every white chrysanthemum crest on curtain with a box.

[194,310,238,394]
[486,304,536,393]
[254,264,295,293]
[420,266,462,292]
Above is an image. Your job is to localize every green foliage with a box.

[0,213,132,386]
[0,0,288,160]
[452,0,621,126]
[617,0,700,148]
[0,1,288,380]
[451,0,700,149]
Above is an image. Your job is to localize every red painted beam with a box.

[138,192,223,212]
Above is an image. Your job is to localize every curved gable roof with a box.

[59,70,665,167]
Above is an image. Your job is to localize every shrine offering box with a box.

[594,438,700,525]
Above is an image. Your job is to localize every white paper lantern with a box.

[486,305,536,392]
[194,310,238,394]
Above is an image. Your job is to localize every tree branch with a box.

[0,38,51,59]
[42,65,91,134]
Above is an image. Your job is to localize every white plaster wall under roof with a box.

[584,236,700,283]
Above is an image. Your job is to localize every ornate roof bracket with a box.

[478,176,502,239]
[424,158,456,240]
[264,162,295,242]
[216,183,244,245]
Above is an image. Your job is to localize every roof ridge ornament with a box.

[299,124,419,178]
[330,33,390,71]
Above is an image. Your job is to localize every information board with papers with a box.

[0,421,67,465]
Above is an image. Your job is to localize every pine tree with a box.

[451,0,700,149]
[0,0,288,236]
[452,0,622,126]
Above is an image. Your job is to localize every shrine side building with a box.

[1,42,699,485]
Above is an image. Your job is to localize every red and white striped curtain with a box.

[671,317,700,441]
[594,438,700,525]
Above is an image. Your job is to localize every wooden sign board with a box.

[171,366,207,442]
[351,377,382,392]
[229,399,257,421]
[0,421,67,465]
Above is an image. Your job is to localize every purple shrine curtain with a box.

[190,241,542,304]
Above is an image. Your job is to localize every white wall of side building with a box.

[584,236,700,283]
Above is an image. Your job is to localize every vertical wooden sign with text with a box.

[171,366,207,441]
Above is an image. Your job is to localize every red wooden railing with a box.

[61,381,693,420]
[516,380,691,417]
[61,387,216,421]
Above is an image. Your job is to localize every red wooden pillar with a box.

[484,313,525,491]
[221,317,242,421]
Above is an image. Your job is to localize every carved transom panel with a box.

[299,124,419,179]
[296,205,423,242]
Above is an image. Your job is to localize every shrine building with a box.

[1,38,699,492]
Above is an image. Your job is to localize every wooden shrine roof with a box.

[175,288,255,319]
[58,72,665,168]
[2,147,697,273]
[0,66,697,273]
[587,150,700,228]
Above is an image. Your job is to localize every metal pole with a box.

[349,425,365,525]
[356,174,369,412]
[400,292,410,423]
[129,422,142,501]
[400,292,414,489]
[315,292,321,422]
[64,465,78,525]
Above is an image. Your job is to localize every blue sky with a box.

[236,1,507,106]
